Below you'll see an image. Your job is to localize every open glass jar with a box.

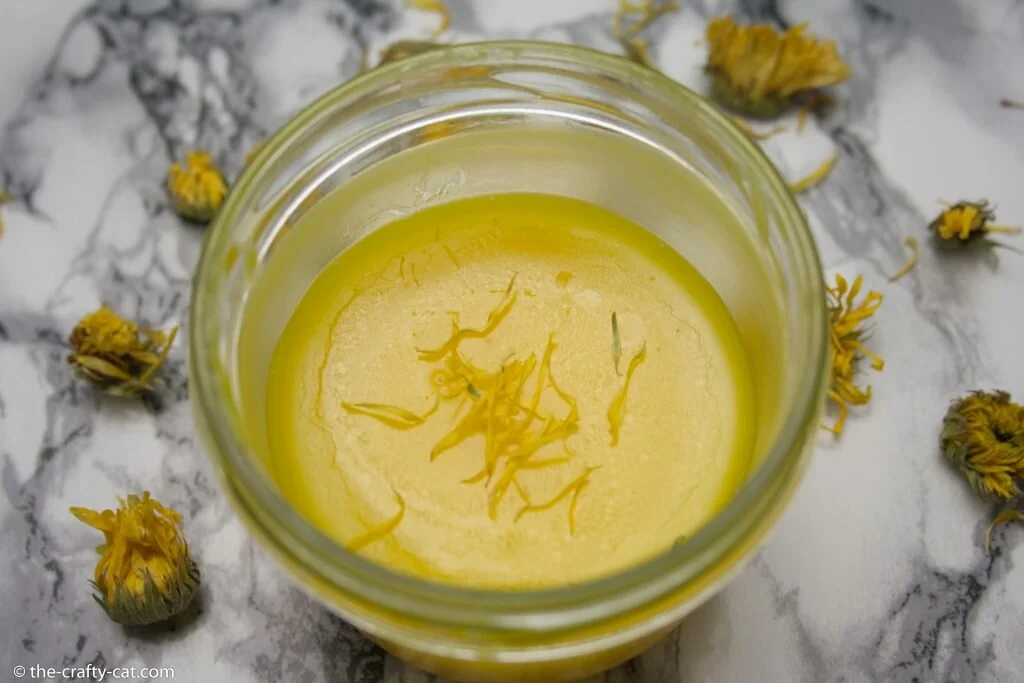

[190,41,827,682]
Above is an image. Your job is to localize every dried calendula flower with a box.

[166,150,228,223]
[70,492,200,626]
[705,16,851,118]
[941,390,1024,554]
[941,391,1024,501]
[929,200,1020,247]
[67,306,177,397]
[824,274,883,435]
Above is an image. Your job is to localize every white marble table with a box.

[2,0,1024,681]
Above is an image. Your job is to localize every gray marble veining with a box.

[2,1,1023,681]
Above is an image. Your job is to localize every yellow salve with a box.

[265,193,754,589]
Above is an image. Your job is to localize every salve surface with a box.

[266,193,754,588]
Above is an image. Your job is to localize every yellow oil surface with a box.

[265,193,754,588]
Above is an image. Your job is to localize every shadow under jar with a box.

[190,41,828,683]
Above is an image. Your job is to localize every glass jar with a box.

[190,41,827,682]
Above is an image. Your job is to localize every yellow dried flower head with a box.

[930,200,1021,245]
[71,492,200,626]
[824,274,884,435]
[705,16,851,118]
[941,391,1024,501]
[67,306,177,397]
[166,150,228,223]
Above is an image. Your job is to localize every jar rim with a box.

[190,40,827,637]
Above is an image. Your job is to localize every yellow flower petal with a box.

[608,342,648,446]
[888,237,920,282]
[349,489,406,551]
[407,0,451,38]
[341,395,440,430]
[984,509,1023,555]
[790,153,838,194]
[823,274,883,435]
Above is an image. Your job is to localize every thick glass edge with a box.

[189,40,829,630]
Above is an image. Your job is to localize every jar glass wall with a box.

[190,41,827,683]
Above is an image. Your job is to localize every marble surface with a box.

[2,0,1024,681]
